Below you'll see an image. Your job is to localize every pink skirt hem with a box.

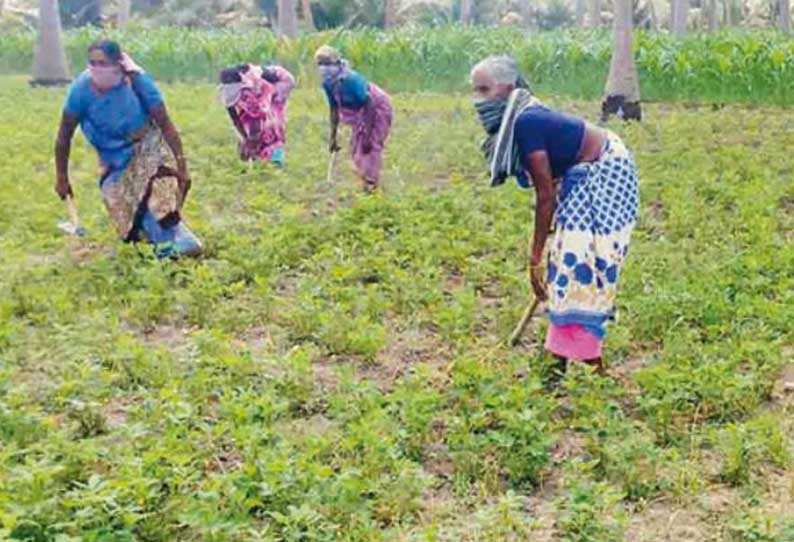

[545,323,603,360]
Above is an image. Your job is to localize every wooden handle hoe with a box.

[327,150,339,209]
[509,297,541,346]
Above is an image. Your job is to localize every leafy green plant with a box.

[556,464,626,542]
[715,416,791,486]
[728,512,782,542]
[446,356,556,490]
[66,400,107,438]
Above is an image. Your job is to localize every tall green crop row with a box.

[3,26,794,101]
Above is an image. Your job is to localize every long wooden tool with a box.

[508,297,541,346]
[326,150,339,209]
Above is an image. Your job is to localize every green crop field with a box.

[1,67,793,542]
[6,27,794,102]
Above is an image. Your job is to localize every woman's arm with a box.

[527,150,557,300]
[263,66,295,104]
[54,113,79,199]
[226,107,247,140]
[149,104,190,202]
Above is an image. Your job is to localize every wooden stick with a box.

[66,195,80,228]
[509,297,541,346]
[444,296,542,375]
[327,150,339,209]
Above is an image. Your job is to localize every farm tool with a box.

[57,195,87,238]
[327,149,339,209]
[508,296,542,346]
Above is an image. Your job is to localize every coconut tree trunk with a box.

[384,0,398,28]
[118,0,130,27]
[780,0,790,31]
[32,0,70,86]
[278,0,299,37]
[576,0,587,26]
[706,0,719,29]
[587,0,599,26]
[516,0,531,24]
[648,0,659,29]
[602,0,641,121]
[670,0,676,29]
[671,0,688,35]
[460,0,472,25]
[301,0,314,30]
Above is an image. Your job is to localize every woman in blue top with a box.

[315,45,393,192]
[55,40,201,258]
[471,56,639,374]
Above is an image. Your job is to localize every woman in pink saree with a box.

[219,63,295,167]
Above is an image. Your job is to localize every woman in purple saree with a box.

[315,45,393,192]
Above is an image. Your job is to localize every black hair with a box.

[219,64,251,84]
[516,74,531,91]
[88,39,123,63]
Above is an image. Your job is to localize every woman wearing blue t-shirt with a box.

[471,56,639,374]
[314,45,393,192]
[55,40,201,258]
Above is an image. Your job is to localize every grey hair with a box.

[470,55,529,89]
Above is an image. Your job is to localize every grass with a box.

[6,27,794,103]
[0,75,793,541]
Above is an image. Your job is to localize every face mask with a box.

[318,64,342,82]
[89,65,123,90]
[474,97,508,135]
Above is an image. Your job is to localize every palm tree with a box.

[780,0,790,31]
[588,0,601,26]
[32,0,71,86]
[576,0,586,25]
[384,0,398,28]
[671,0,687,35]
[516,0,532,25]
[278,0,298,37]
[118,0,131,27]
[460,0,471,25]
[301,0,314,30]
[706,0,718,29]
[602,0,641,121]
[722,0,733,26]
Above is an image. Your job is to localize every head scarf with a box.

[314,45,342,64]
[315,46,350,85]
[218,64,273,108]
[119,52,144,74]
